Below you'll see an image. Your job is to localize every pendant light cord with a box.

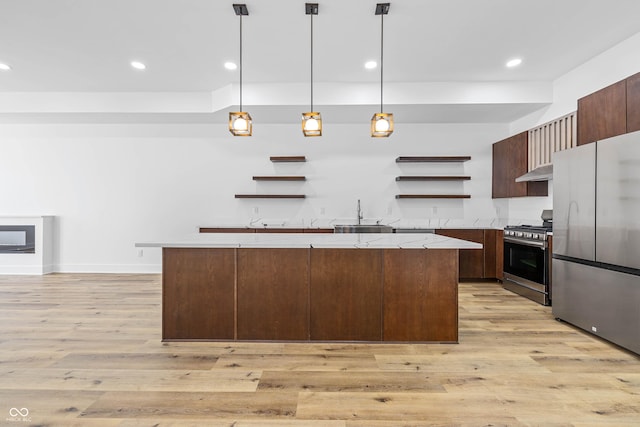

[310,12,314,112]
[380,12,384,114]
[239,14,243,111]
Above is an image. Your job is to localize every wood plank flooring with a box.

[0,273,639,426]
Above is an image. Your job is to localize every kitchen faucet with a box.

[357,199,363,225]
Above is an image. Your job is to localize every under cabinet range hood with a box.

[515,164,553,182]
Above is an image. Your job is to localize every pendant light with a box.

[229,4,252,136]
[371,3,393,137]
[302,3,322,137]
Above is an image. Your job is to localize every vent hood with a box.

[515,164,553,182]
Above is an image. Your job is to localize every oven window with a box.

[503,241,546,284]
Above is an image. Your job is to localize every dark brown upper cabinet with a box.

[492,132,548,199]
[577,80,627,145]
[627,72,640,133]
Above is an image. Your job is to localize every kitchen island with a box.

[136,233,481,343]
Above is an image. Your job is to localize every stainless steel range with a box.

[503,214,552,306]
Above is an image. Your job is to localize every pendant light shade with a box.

[371,112,394,137]
[302,3,322,137]
[302,111,322,136]
[371,3,393,138]
[229,111,252,136]
[229,4,252,136]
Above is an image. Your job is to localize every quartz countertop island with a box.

[138,233,481,343]
[135,232,482,250]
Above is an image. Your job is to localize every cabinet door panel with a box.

[492,132,546,198]
[577,80,627,145]
[627,72,640,133]
[237,248,309,340]
[383,249,458,342]
[162,248,235,340]
[310,249,382,341]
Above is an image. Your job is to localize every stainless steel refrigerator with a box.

[553,131,640,355]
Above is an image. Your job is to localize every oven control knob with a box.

[516,232,523,237]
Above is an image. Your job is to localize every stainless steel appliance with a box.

[503,221,551,306]
[553,131,640,355]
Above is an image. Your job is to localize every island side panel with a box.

[162,248,236,340]
[383,248,459,342]
[237,248,310,340]
[310,248,383,341]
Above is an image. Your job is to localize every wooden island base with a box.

[162,247,459,343]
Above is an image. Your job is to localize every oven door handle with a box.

[504,236,547,249]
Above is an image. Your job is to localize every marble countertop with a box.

[136,233,483,250]
[198,217,514,230]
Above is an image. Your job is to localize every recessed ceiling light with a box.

[506,58,522,68]
[364,61,377,70]
[130,61,146,70]
[224,62,237,70]
[0,63,11,71]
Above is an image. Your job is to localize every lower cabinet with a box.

[383,248,458,342]
[310,249,383,341]
[237,248,310,340]
[435,229,502,280]
[162,247,459,342]
[162,248,235,340]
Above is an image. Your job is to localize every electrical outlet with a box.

[387,205,393,215]
[137,249,143,257]
[591,326,597,332]
[432,206,438,215]
[320,207,325,215]
[253,206,259,214]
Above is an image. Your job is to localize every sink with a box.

[333,224,393,233]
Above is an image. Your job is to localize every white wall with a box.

[511,32,640,134]
[1,120,530,272]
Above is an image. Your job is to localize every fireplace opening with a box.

[0,225,36,253]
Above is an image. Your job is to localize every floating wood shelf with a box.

[396,194,471,199]
[235,194,306,199]
[270,156,307,162]
[253,176,306,181]
[396,156,471,163]
[396,176,471,181]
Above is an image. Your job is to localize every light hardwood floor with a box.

[0,273,638,426]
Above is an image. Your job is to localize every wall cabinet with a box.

[576,72,640,144]
[627,72,640,133]
[435,229,502,280]
[577,80,627,146]
[492,132,548,198]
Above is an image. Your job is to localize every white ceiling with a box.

[1,0,639,122]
